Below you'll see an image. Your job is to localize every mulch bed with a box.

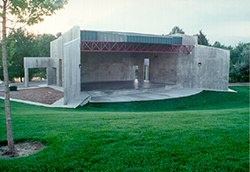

[0,87,64,105]
[0,142,45,158]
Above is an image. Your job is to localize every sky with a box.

[27,0,250,46]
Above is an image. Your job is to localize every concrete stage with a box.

[0,81,202,108]
[81,81,203,103]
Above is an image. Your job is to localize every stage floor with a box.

[81,81,202,103]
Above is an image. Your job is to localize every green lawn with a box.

[0,86,249,171]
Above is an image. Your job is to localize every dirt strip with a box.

[0,87,64,105]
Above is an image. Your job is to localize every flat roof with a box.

[81,30,182,45]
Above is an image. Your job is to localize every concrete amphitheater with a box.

[23,26,229,107]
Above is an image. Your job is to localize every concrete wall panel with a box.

[50,26,80,88]
[81,53,137,83]
[176,45,229,90]
[23,57,51,87]
[195,45,229,90]
[81,52,181,85]
[50,37,63,85]
[24,57,51,68]
[176,52,197,88]
[49,26,81,104]
[64,38,81,104]
[150,54,178,84]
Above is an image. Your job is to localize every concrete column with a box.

[24,68,29,87]
[138,63,144,82]
[46,68,49,85]
[144,58,150,81]
[47,67,56,85]
[144,66,149,81]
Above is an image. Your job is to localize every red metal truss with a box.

[81,41,194,54]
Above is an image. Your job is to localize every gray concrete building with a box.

[24,26,230,106]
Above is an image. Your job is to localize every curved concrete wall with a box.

[177,45,229,90]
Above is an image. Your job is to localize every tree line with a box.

[0,26,249,83]
[0,29,57,82]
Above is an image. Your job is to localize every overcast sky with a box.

[27,0,250,46]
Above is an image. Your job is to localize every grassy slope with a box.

[0,86,249,171]
[82,87,249,112]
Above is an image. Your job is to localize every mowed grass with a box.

[0,86,249,171]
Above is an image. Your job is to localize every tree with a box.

[0,0,68,156]
[212,41,249,82]
[212,41,231,50]
[229,43,250,82]
[196,30,209,46]
[7,29,35,81]
[169,26,185,34]
[34,34,56,57]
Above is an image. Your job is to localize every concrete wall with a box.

[149,54,178,84]
[64,38,81,104]
[170,34,197,45]
[50,26,81,104]
[23,57,51,87]
[24,57,51,68]
[50,26,80,87]
[194,45,229,90]
[81,52,179,85]
[176,45,229,90]
[50,37,63,86]
[81,52,141,83]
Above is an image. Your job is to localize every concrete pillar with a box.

[24,68,29,87]
[47,67,56,85]
[46,68,49,85]
[144,66,149,81]
[144,58,150,81]
[138,61,144,82]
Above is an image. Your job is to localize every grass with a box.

[82,86,249,112]
[0,86,249,171]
